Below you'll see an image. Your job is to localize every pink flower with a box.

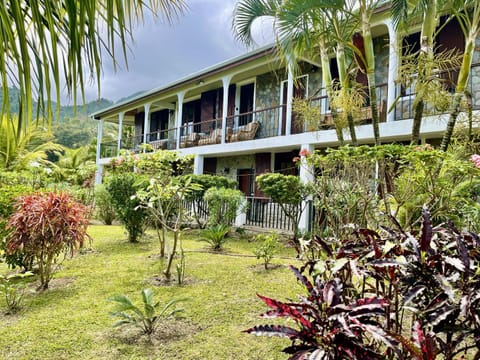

[299,148,311,157]
[470,154,480,168]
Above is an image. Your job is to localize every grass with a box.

[0,225,302,359]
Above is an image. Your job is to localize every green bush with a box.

[203,187,243,226]
[200,224,231,251]
[253,232,278,269]
[94,185,116,225]
[109,288,184,335]
[105,173,148,243]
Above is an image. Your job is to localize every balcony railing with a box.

[394,63,480,121]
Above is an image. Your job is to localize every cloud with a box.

[78,0,255,104]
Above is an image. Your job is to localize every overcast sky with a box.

[79,0,273,104]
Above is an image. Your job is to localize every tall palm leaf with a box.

[233,0,347,144]
[440,1,480,150]
[0,0,186,132]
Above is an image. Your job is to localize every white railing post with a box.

[221,75,233,144]
[385,19,399,123]
[176,91,185,150]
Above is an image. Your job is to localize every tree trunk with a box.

[361,9,380,145]
[336,44,357,145]
[411,99,424,144]
[441,36,475,151]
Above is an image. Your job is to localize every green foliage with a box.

[5,192,90,291]
[109,288,184,335]
[180,174,237,228]
[0,272,33,314]
[0,183,36,270]
[200,224,231,251]
[135,176,202,279]
[203,187,244,227]
[105,173,148,243]
[253,232,278,269]
[256,173,311,246]
[94,185,116,225]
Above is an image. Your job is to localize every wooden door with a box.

[238,169,253,197]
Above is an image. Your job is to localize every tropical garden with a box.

[1,0,480,359]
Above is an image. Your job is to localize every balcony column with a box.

[176,91,185,150]
[285,64,294,135]
[117,112,124,153]
[143,103,152,151]
[221,75,233,144]
[95,118,104,185]
[386,19,399,123]
[298,144,315,233]
[193,154,204,175]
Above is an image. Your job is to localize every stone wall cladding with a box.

[215,155,255,181]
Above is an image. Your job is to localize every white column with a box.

[176,91,185,150]
[117,112,124,153]
[386,19,399,123]
[221,75,233,144]
[285,65,294,135]
[193,154,204,175]
[95,119,104,185]
[143,103,152,151]
[298,144,315,232]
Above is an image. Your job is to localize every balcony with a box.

[97,82,397,159]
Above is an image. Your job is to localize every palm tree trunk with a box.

[320,40,344,145]
[360,4,380,145]
[440,36,475,151]
[336,44,358,145]
[411,99,424,144]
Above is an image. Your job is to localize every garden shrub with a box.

[180,174,237,228]
[256,173,311,247]
[5,192,90,291]
[106,173,148,243]
[200,224,231,251]
[203,187,244,226]
[253,232,278,269]
[109,288,184,335]
[94,184,116,225]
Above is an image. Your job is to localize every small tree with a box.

[256,173,311,242]
[180,174,237,228]
[5,192,90,291]
[106,173,148,243]
[254,232,278,270]
[136,176,201,280]
[94,184,116,225]
[203,187,244,227]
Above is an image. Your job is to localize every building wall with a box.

[215,155,256,181]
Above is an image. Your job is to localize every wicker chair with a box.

[230,121,259,142]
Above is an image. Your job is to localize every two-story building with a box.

[92,5,480,230]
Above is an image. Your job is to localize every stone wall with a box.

[215,155,255,181]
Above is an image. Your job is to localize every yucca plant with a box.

[109,288,184,335]
[200,224,231,251]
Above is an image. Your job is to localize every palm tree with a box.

[440,1,480,150]
[392,0,444,144]
[0,115,64,171]
[0,0,186,132]
[233,0,347,145]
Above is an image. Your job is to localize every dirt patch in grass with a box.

[249,264,285,272]
[0,312,21,325]
[146,275,199,287]
[112,318,201,346]
[28,277,76,291]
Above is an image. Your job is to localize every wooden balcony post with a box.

[117,112,124,153]
[143,103,152,152]
[386,19,399,123]
[176,91,185,150]
[221,75,233,144]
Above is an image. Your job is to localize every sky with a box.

[79,0,274,104]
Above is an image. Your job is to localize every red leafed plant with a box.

[5,192,90,291]
[244,266,400,359]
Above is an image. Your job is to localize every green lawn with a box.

[0,225,303,359]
